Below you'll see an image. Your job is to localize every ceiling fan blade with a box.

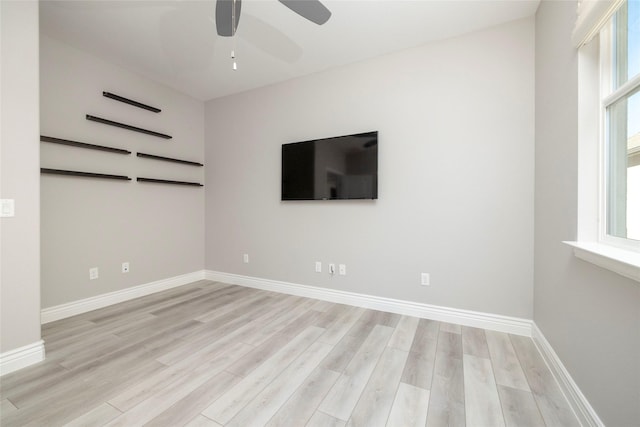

[216,0,242,37]
[240,14,303,63]
[278,0,331,25]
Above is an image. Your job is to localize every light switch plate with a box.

[1,199,15,217]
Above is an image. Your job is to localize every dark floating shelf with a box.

[137,177,203,187]
[41,168,131,181]
[103,91,161,113]
[40,135,131,155]
[137,152,203,167]
[86,114,172,139]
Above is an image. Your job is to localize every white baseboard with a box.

[41,270,206,324]
[207,271,603,423]
[0,340,45,376]
[532,323,604,427]
[205,270,532,336]
[35,269,599,425]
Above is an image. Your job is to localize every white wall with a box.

[0,0,42,354]
[39,35,205,308]
[205,17,535,319]
[534,2,640,425]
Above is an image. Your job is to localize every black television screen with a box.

[281,131,378,200]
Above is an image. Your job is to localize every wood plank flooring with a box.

[0,280,579,426]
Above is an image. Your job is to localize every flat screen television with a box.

[281,131,378,200]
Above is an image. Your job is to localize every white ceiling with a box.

[40,0,540,101]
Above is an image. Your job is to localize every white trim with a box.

[598,9,640,254]
[564,241,640,282]
[0,340,45,376]
[573,0,624,48]
[532,323,604,427]
[577,38,602,243]
[602,72,640,107]
[31,270,600,425]
[204,270,532,336]
[40,270,206,324]
[33,271,601,424]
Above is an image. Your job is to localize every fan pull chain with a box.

[231,0,238,71]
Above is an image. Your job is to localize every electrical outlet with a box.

[339,264,346,275]
[122,262,130,273]
[329,263,336,275]
[315,261,322,273]
[421,273,430,286]
[89,267,99,280]
[243,254,249,264]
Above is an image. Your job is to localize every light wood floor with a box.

[0,280,579,426]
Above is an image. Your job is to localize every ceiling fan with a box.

[215,0,332,37]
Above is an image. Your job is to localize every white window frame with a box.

[599,16,640,252]
[566,0,640,283]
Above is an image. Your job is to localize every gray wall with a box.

[205,17,535,319]
[0,0,42,353]
[534,1,640,425]
[39,35,205,308]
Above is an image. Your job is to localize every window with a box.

[568,0,640,282]
[602,0,640,246]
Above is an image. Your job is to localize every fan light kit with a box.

[216,0,332,70]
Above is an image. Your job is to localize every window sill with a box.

[563,241,640,283]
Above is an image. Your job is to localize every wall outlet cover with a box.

[421,273,430,286]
